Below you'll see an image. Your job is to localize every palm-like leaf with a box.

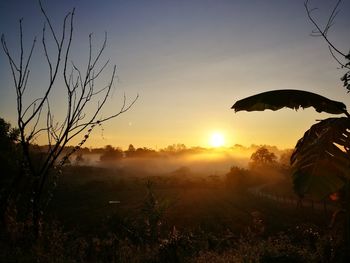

[291,117,350,199]
[232,90,347,115]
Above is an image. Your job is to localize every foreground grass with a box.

[1,165,345,262]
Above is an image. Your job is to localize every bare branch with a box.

[22,98,43,118]
[304,0,346,58]
[69,93,139,140]
[38,0,59,47]
[1,35,20,87]
[42,23,53,80]
[329,46,348,68]
[324,0,341,35]
[2,1,138,235]
[63,8,75,92]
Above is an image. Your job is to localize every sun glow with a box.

[210,132,225,148]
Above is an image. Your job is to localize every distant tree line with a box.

[7,139,291,165]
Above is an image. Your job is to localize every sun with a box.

[210,132,225,147]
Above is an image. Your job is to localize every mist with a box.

[71,144,288,177]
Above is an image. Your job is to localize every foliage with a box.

[232,89,347,115]
[249,147,277,169]
[0,118,20,176]
[291,117,350,199]
[232,91,350,200]
[225,166,250,189]
[100,145,123,162]
[141,180,170,243]
[191,230,339,263]
[0,118,19,148]
[232,0,350,253]
[125,144,136,158]
[3,214,344,262]
[0,118,21,218]
[3,159,345,262]
[279,149,294,169]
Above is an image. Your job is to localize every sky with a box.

[1,0,350,150]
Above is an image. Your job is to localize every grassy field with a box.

[2,163,345,262]
[47,165,331,235]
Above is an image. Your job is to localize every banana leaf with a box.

[291,117,350,200]
[232,90,347,115]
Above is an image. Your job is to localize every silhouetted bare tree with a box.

[1,0,138,236]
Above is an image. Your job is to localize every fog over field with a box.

[71,144,289,177]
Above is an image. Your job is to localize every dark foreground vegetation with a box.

[0,135,347,262]
[0,117,348,262]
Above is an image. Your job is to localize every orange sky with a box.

[1,0,350,150]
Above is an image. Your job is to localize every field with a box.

[49,165,330,234]
[1,154,344,262]
[23,162,338,262]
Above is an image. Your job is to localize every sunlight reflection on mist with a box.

[71,145,286,177]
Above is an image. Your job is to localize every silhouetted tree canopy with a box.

[225,166,250,188]
[161,144,187,154]
[100,145,123,162]
[0,118,20,176]
[249,147,277,168]
[0,118,21,215]
[0,118,19,174]
[135,147,158,157]
[125,144,136,157]
[279,149,293,169]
